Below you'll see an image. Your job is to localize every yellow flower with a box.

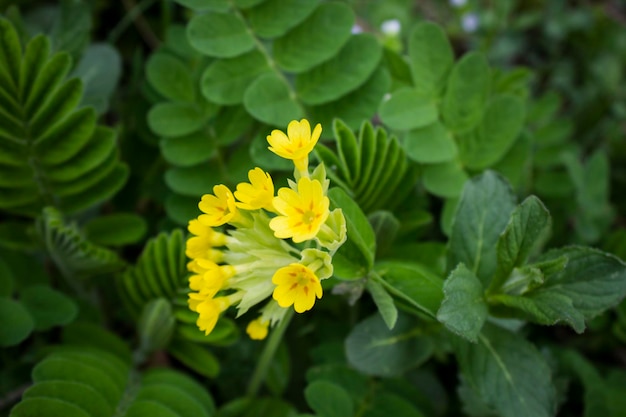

[185,220,228,259]
[272,264,322,313]
[234,168,275,211]
[246,317,269,340]
[193,296,231,335]
[267,119,322,172]
[269,177,330,243]
[198,185,238,227]
[188,259,236,297]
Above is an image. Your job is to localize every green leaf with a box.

[173,0,229,12]
[374,261,444,318]
[363,393,426,417]
[296,33,382,105]
[168,339,220,378]
[0,297,33,346]
[62,322,133,364]
[491,196,552,292]
[273,2,354,73]
[0,18,22,85]
[403,122,457,164]
[20,381,114,417]
[147,102,206,137]
[246,0,320,39]
[243,72,304,125]
[83,213,147,247]
[345,312,433,377]
[460,95,526,170]
[146,52,195,102]
[20,285,78,331]
[379,88,438,130]
[165,164,220,197]
[441,52,490,133]
[161,132,217,167]
[455,324,556,417]
[328,187,375,269]
[537,246,626,319]
[201,49,269,105]
[368,210,400,258]
[187,11,255,58]
[11,398,90,417]
[305,380,353,417]
[366,276,398,329]
[437,264,487,342]
[0,256,15,295]
[448,171,516,286]
[422,160,468,198]
[143,368,215,415]
[408,22,453,98]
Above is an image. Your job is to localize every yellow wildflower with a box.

[272,264,322,313]
[193,296,232,335]
[267,119,322,173]
[185,219,228,259]
[270,177,330,243]
[246,317,269,340]
[235,168,275,211]
[188,259,236,297]
[198,185,238,227]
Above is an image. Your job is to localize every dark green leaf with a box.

[437,264,487,342]
[83,213,147,246]
[146,52,195,102]
[173,0,229,12]
[273,2,354,73]
[403,122,457,164]
[20,285,77,330]
[448,171,516,286]
[363,393,426,417]
[247,0,320,39]
[0,297,33,346]
[366,276,398,329]
[148,102,206,137]
[71,43,122,113]
[305,380,353,417]
[168,339,220,378]
[422,160,468,198]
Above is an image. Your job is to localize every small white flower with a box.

[462,13,479,32]
[450,0,467,7]
[381,19,401,36]
[351,24,363,34]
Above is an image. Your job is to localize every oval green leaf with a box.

[187,11,255,58]
[243,72,304,126]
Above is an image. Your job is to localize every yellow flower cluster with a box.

[186,119,346,340]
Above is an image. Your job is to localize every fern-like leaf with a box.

[0,18,128,217]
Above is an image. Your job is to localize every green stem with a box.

[246,308,295,396]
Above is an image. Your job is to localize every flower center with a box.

[302,210,316,225]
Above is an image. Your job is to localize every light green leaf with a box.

[408,22,454,98]
[448,171,516,286]
[374,261,444,318]
[148,103,206,137]
[366,276,398,329]
[160,133,216,167]
[83,213,147,247]
[441,52,490,133]
[345,312,433,377]
[437,264,487,342]
[246,0,320,39]
[328,187,375,269]
[403,122,457,164]
[422,160,468,198]
[20,285,78,331]
[201,49,269,105]
[305,381,353,417]
[243,72,304,126]
[146,52,195,102]
[187,11,254,58]
[460,95,526,170]
[273,2,354,73]
[0,297,33,346]
[379,88,438,130]
[296,33,382,105]
[491,196,552,292]
[455,324,556,417]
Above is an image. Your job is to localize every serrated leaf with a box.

[305,381,353,417]
[243,72,304,126]
[0,297,34,346]
[187,11,254,58]
[454,324,556,417]
[491,196,552,292]
[328,187,375,269]
[441,52,490,133]
[379,88,438,130]
[460,95,526,170]
[437,264,487,342]
[374,261,444,317]
[247,0,320,39]
[403,122,457,163]
[422,160,468,198]
[296,33,382,105]
[273,2,354,73]
[345,312,433,377]
[146,52,195,102]
[201,49,269,105]
[408,22,454,98]
[448,171,516,286]
[20,285,78,331]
